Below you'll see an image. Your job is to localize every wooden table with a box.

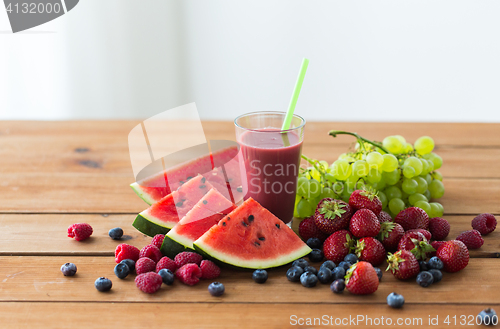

[1,121,499,328]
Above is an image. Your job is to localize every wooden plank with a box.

[1,302,498,329]
[0,256,499,304]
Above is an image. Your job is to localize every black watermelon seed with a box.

[187,176,193,180]
[275,224,280,229]
[254,241,261,246]
[201,177,206,183]
[199,185,206,189]
[180,181,184,185]
[237,187,243,193]
[203,200,208,205]
[227,217,231,221]
[242,222,248,227]
[258,237,265,241]
[248,215,254,222]
[228,178,233,182]
[222,222,226,226]
[175,202,183,207]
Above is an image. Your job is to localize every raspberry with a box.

[174,252,203,268]
[298,216,328,242]
[175,263,202,286]
[456,230,484,249]
[135,272,163,294]
[135,257,156,275]
[139,245,163,263]
[429,217,450,240]
[200,260,221,279]
[115,244,140,263]
[67,223,93,241]
[151,234,165,249]
[472,213,497,235]
[156,256,177,273]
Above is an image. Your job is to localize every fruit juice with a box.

[238,129,303,223]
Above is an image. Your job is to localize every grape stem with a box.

[301,154,327,184]
[329,130,390,154]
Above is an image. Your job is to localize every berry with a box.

[377,211,393,223]
[355,237,386,267]
[349,209,381,238]
[108,227,123,240]
[135,272,163,293]
[478,308,497,326]
[300,272,318,288]
[306,238,322,249]
[298,216,328,242]
[175,264,202,286]
[135,257,156,275]
[314,199,352,234]
[419,261,429,272]
[428,256,444,270]
[436,240,469,273]
[156,256,177,273]
[158,269,174,285]
[394,207,429,231]
[348,189,382,216]
[114,263,130,279]
[429,217,450,240]
[286,266,304,282]
[332,267,346,280]
[323,230,354,263]
[377,222,404,252]
[151,234,165,249]
[387,250,420,280]
[60,263,77,276]
[338,261,352,270]
[200,260,221,279]
[304,266,318,276]
[330,279,345,293]
[472,213,497,235]
[456,230,484,249]
[317,268,333,284]
[430,241,446,257]
[139,245,163,263]
[292,259,309,269]
[208,282,225,297]
[345,261,379,295]
[374,267,383,281]
[67,223,93,241]
[174,252,203,268]
[406,229,432,241]
[387,292,405,308]
[95,277,112,292]
[398,231,434,261]
[344,253,358,264]
[416,271,434,287]
[252,269,268,284]
[428,269,442,283]
[320,260,336,271]
[308,249,324,263]
[115,244,140,263]
[120,259,135,273]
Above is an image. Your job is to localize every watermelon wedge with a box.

[161,188,236,258]
[133,175,214,236]
[193,198,312,269]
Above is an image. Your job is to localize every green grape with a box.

[325,173,335,183]
[425,159,434,172]
[378,191,388,209]
[394,135,406,144]
[432,171,443,181]
[345,175,358,191]
[332,181,345,195]
[320,187,336,200]
[402,143,414,154]
[420,159,429,175]
[408,193,427,205]
[414,136,435,155]
[389,198,405,214]
[367,167,382,183]
[366,152,384,170]
[381,154,398,172]
[341,188,351,203]
[370,179,386,191]
[414,176,428,194]
[319,160,329,170]
[424,173,433,185]
[423,189,431,200]
[385,186,403,200]
[309,179,322,198]
[403,165,416,179]
[296,198,315,218]
[383,169,401,185]
[414,200,431,215]
[352,160,369,177]
[404,157,423,176]
[424,153,443,169]
[428,180,445,199]
[296,177,310,197]
[309,167,321,181]
[338,153,348,160]
[402,178,418,194]
[382,136,404,154]
[331,159,352,180]
[428,202,443,218]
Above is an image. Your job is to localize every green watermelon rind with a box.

[132,211,176,237]
[160,234,193,258]
[130,182,155,205]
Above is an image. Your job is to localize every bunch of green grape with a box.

[294,132,444,220]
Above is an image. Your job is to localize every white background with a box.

[1,0,499,121]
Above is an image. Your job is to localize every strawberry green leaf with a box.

[319,200,346,220]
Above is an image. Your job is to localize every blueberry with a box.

[94,277,112,292]
[308,249,324,263]
[330,279,345,293]
[252,269,268,283]
[338,261,352,271]
[428,269,442,283]
[114,263,130,279]
[304,266,318,276]
[374,267,383,282]
[306,237,322,249]
[416,271,434,288]
[428,256,444,270]
[419,261,429,272]
[292,259,309,269]
[317,268,332,284]
[286,266,304,282]
[60,263,77,276]
[120,259,135,273]
[320,260,336,271]
[344,253,358,264]
[208,282,225,297]
[387,292,405,308]
[332,266,346,280]
[158,269,174,285]
[478,308,498,326]
[108,227,123,240]
[300,272,318,288]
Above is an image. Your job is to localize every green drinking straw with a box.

[281,58,309,131]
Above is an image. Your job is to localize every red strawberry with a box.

[323,230,354,263]
[175,263,202,286]
[156,256,177,273]
[151,234,165,249]
[349,209,381,238]
[314,199,352,234]
[135,257,156,275]
[429,240,446,257]
[472,213,497,235]
[174,252,203,268]
[377,211,393,223]
[349,189,382,216]
[394,207,429,231]
[67,223,93,241]
[377,222,404,251]
[298,216,328,242]
[406,229,432,241]
[398,231,435,261]
[355,237,386,266]
[139,245,163,263]
[456,230,484,249]
[386,250,420,280]
[437,240,469,273]
[115,243,140,263]
[200,260,221,279]
[429,217,450,240]
[345,261,379,295]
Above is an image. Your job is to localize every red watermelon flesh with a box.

[193,198,311,269]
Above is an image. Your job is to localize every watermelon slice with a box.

[161,188,236,258]
[193,198,312,269]
[133,175,214,236]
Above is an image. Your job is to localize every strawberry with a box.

[437,240,469,273]
[456,230,484,249]
[394,207,429,231]
[377,221,404,251]
[377,211,393,223]
[345,261,379,295]
[349,189,382,216]
[349,209,381,238]
[406,229,432,241]
[314,198,352,234]
[398,231,435,261]
[323,230,354,263]
[298,216,328,242]
[386,250,420,280]
[429,217,450,240]
[355,237,386,266]
[472,213,497,235]
[429,241,446,257]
